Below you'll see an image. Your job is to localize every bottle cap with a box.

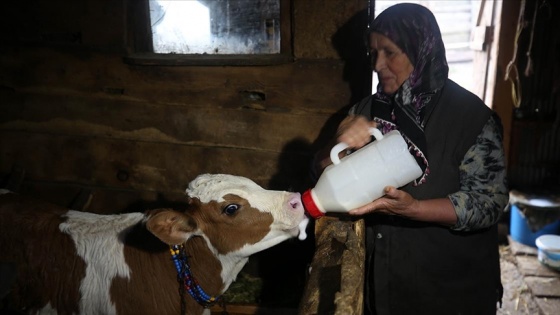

[302,189,324,219]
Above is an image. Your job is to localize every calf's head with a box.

[146,173,309,257]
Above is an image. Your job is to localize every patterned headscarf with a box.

[369,3,449,184]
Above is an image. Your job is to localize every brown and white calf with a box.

[0,174,309,315]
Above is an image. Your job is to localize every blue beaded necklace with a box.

[169,244,221,309]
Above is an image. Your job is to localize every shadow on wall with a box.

[307,7,373,168]
[258,138,316,308]
[252,8,372,310]
[331,8,372,105]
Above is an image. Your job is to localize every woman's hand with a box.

[348,186,459,226]
[314,115,377,172]
[348,186,419,217]
[337,115,378,149]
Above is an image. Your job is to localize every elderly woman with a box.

[312,3,509,315]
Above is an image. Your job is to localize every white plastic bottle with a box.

[302,128,422,219]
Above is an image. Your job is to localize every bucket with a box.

[535,234,560,270]
[510,204,560,247]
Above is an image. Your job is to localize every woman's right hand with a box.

[313,115,378,173]
[336,115,378,149]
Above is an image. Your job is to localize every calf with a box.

[0,174,309,315]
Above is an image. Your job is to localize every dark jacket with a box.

[355,80,502,315]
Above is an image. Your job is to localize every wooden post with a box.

[298,216,365,315]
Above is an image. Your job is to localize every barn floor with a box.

[212,223,560,315]
[497,235,560,315]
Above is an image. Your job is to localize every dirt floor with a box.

[497,244,543,315]
[215,243,548,315]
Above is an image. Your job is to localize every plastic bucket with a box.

[535,234,560,270]
[510,204,560,247]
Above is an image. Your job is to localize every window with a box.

[150,0,280,54]
[127,0,292,66]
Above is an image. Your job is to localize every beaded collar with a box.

[169,244,221,308]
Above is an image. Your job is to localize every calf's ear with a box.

[146,210,198,245]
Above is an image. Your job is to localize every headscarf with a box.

[369,3,449,185]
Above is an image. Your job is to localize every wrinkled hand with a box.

[348,186,420,218]
[337,115,378,149]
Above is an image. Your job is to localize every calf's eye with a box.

[223,204,240,215]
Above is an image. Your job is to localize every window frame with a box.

[124,0,293,66]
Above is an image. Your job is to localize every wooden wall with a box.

[0,1,370,310]
[5,0,549,212]
[505,0,560,193]
[0,0,370,212]
[3,0,541,212]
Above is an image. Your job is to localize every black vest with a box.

[356,80,502,315]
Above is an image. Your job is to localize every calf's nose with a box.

[288,193,304,212]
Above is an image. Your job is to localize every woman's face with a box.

[369,32,414,94]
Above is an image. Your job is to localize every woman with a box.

[313,3,509,315]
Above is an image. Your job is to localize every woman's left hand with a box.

[348,186,458,226]
[348,186,419,218]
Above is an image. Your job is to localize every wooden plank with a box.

[0,91,330,153]
[0,131,313,196]
[535,297,560,315]
[7,181,182,215]
[298,217,345,315]
[298,216,365,315]
[209,304,297,315]
[525,276,560,297]
[508,236,538,256]
[210,303,259,315]
[293,0,367,59]
[499,245,543,315]
[124,53,295,66]
[515,256,560,278]
[335,218,365,315]
[492,0,522,160]
[0,0,124,49]
[0,50,351,114]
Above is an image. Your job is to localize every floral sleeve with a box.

[448,113,509,231]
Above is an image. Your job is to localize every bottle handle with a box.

[330,127,383,165]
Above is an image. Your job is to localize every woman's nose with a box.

[374,54,385,72]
